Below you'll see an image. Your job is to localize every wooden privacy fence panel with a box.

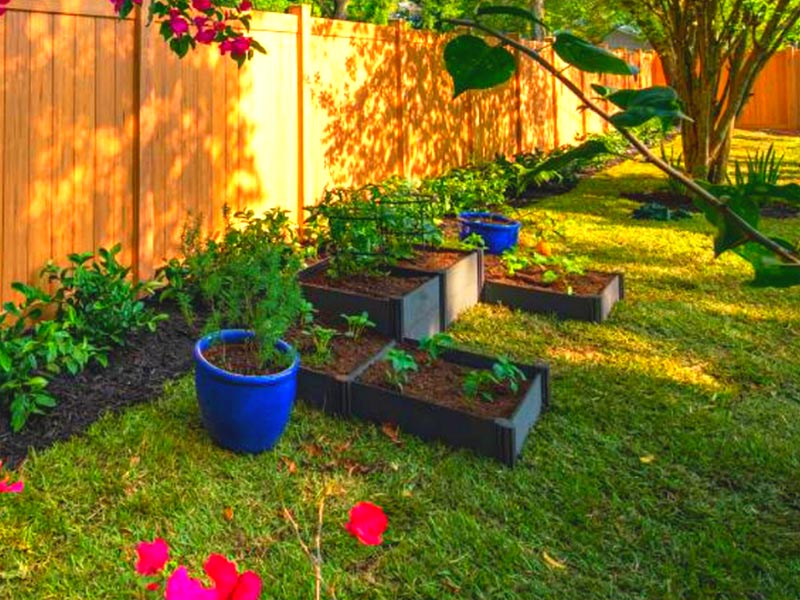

[738,48,800,132]
[1,2,659,303]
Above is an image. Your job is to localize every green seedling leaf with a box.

[444,34,517,98]
[554,32,638,76]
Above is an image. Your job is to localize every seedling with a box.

[463,369,499,402]
[299,300,317,327]
[459,232,487,251]
[418,333,455,364]
[341,311,376,341]
[491,356,526,394]
[384,349,418,392]
[500,247,530,277]
[463,356,526,402]
[306,325,337,364]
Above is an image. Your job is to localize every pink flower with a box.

[0,0,10,16]
[135,538,170,576]
[345,502,388,546]
[195,27,216,45]
[204,554,262,600]
[0,460,23,494]
[238,1,252,11]
[146,582,161,592]
[166,566,217,600]
[192,0,213,12]
[169,12,190,36]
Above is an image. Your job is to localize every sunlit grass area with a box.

[1,131,799,600]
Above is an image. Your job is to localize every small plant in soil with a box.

[383,349,418,392]
[299,300,317,327]
[500,245,586,289]
[418,333,455,364]
[458,232,488,251]
[305,325,338,366]
[463,357,526,403]
[341,311,376,341]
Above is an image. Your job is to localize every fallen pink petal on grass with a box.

[135,538,170,576]
[345,501,388,546]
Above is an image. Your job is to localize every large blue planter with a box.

[458,211,521,255]
[194,330,299,454]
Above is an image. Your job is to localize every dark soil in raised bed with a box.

[0,301,205,470]
[301,264,431,298]
[285,316,391,376]
[396,248,467,271]
[358,347,522,419]
[484,255,614,295]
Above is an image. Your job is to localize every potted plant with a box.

[192,214,304,453]
[457,211,521,255]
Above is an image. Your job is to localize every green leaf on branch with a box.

[444,35,517,98]
[693,194,760,256]
[594,86,691,129]
[708,182,800,207]
[735,240,800,288]
[534,139,611,173]
[475,5,547,30]
[553,32,639,76]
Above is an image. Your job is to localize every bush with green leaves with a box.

[0,283,98,432]
[420,162,511,214]
[42,245,165,352]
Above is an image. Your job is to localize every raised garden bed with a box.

[286,318,393,416]
[396,248,483,330]
[299,260,441,341]
[349,345,550,466]
[482,255,624,323]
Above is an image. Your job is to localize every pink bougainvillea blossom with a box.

[0,0,11,17]
[165,566,218,600]
[135,538,170,576]
[146,582,161,592]
[345,502,388,546]
[192,0,212,11]
[204,553,262,600]
[0,460,24,494]
[238,1,252,11]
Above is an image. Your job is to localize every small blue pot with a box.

[194,330,299,454]
[458,212,521,255]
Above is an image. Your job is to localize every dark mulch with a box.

[623,190,799,220]
[0,301,204,469]
[507,180,579,207]
[622,190,699,213]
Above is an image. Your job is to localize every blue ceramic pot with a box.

[458,212,521,255]
[194,330,299,453]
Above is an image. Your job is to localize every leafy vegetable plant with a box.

[341,312,376,341]
[383,349,418,392]
[418,333,455,364]
[463,356,526,403]
[306,325,338,365]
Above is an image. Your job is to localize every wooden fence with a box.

[737,48,800,132]
[1,1,660,302]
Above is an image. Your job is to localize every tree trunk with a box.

[708,124,734,184]
[530,0,545,40]
[333,0,348,20]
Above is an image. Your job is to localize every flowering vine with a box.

[0,0,264,66]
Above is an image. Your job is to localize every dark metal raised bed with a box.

[348,346,550,466]
[399,248,483,330]
[481,272,624,323]
[299,260,442,341]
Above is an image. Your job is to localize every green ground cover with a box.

[1,131,799,600]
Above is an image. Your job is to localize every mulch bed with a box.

[0,301,203,470]
[358,347,522,420]
[483,254,614,295]
[623,191,799,219]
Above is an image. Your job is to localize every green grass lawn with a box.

[2,131,799,600]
